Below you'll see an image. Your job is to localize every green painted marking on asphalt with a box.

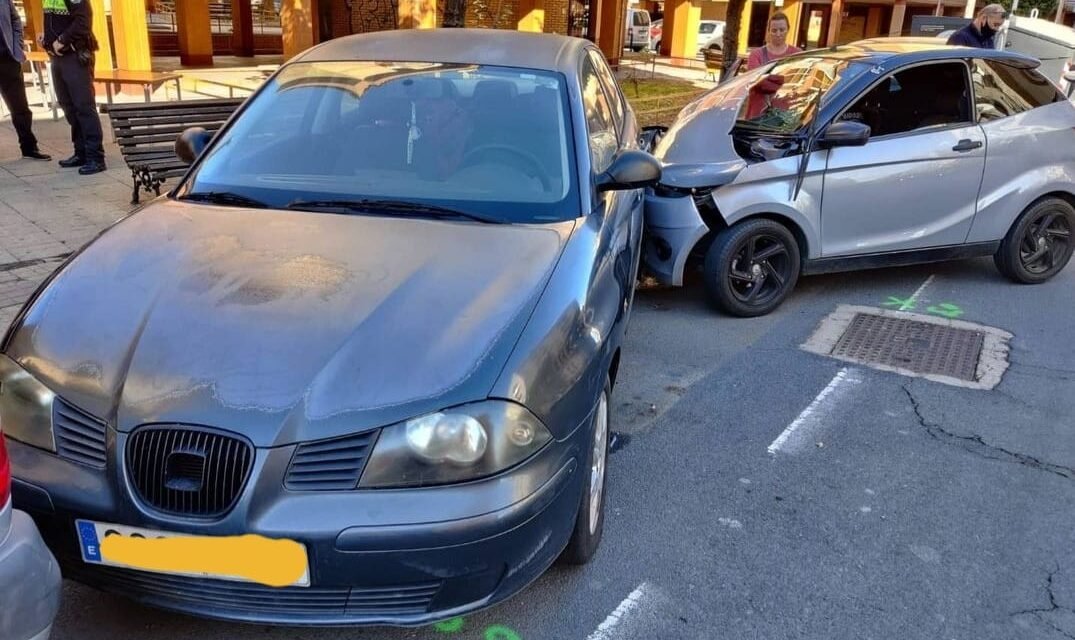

[484,625,523,640]
[927,303,964,318]
[882,296,916,311]
[434,617,465,633]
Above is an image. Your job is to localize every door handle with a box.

[952,139,983,152]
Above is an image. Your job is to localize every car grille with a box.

[285,430,378,491]
[53,397,108,468]
[126,426,253,518]
[64,562,441,617]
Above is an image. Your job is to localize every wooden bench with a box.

[94,70,184,104]
[101,98,245,204]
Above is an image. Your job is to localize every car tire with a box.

[703,218,801,317]
[559,379,611,566]
[994,197,1075,284]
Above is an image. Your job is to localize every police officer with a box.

[947,4,1006,49]
[40,0,105,175]
[0,0,50,160]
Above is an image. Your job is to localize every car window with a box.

[839,62,972,137]
[588,49,626,134]
[185,61,580,222]
[700,23,717,34]
[633,11,650,26]
[734,56,870,133]
[581,58,619,174]
[973,59,1064,121]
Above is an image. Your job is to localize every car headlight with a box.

[0,354,57,452]
[358,400,552,489]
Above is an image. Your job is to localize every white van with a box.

[625,8,652,52]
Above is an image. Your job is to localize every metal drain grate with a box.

[830,313,984,382]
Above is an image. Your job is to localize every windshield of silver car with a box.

[735,57,869,134]
[181,61,580,222]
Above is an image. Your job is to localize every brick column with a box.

[890,0,906,36]
[232,0,255,56]
[281,0,316,58]
[111,0,152,71]
[827,0,843,46]
[517,0,545,31]
[597,0,626,65]
[177,0,214,66]
[661,0,700,58]
[90,0,113,73]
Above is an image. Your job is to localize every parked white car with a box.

[625,8,652,52]
[698,19,726,54]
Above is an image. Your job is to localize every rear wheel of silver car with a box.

[559,380,610,566]
[704,219,801,317]
[995,197,1075,284]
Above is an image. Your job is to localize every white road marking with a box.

[768,367,863,455]
[906,274,936,309]
[587,583,649,640]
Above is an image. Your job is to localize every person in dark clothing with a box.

[947,4,1006,49]
[0,0,50,160]
[39,0,105,175]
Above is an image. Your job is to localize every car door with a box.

[582,50,642,335]
[820,60,987,257]
[965,58,1075,244]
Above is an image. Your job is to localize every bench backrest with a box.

[104,98,246,176]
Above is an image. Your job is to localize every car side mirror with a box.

[175,127,213,165]
[817,120,871,148]
[596,150,662,192]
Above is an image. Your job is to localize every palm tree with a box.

[721,0,746,80]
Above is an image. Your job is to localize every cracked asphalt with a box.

[50,257,1075,640]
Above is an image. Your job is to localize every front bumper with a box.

[642,190,709,287]
[0,501,62,640]
[8,431,585,627]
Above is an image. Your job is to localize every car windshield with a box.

[735,56,870,134]
[182,61,579,223]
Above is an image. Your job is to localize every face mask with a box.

[981,24,997,37]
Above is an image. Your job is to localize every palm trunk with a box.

[721,0,746,80]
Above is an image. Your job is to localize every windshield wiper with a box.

[286,199,504,224]
[179,191,270,209]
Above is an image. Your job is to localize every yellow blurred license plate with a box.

[76,520,310,587]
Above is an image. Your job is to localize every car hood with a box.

[3,201,573,446]
[652,75,753,189]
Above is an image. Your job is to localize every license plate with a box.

[76,519,310,587]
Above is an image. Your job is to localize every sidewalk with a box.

[0,108,134,331]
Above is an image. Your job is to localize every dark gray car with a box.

[0,30,660,626]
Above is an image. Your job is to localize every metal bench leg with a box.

[144,84,151,102]
[175,79,182,100]
[131,171,141,205]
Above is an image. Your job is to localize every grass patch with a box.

[619,77,699,99]
[619,77,708,128]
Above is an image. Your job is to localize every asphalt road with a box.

[50,258,1075,640]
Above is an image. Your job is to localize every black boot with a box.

[78,160,107,175]
[59,154,85,168]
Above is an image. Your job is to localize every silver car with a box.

[0,431,62,640]
[643,39,1075,316]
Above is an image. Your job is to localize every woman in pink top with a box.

[746,12,802,69]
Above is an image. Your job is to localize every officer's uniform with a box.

[42,0,105,173]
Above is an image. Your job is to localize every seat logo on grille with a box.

[164,448,207,492]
